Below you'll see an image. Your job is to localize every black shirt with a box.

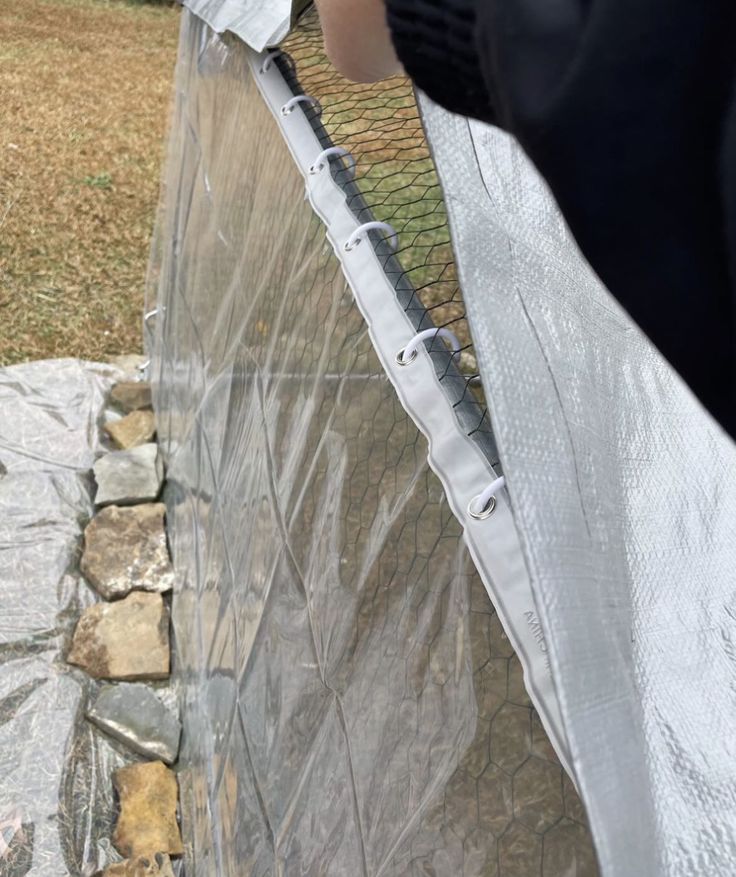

[387,0,736,438]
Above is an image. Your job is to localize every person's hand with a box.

[315,0,402,82]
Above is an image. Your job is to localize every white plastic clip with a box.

[260,50,282,74]
[468,476,506,519]
[344,221,398,252]
[281,95,320,116]
[309,146,355,176]
[143,308,159,327]
[395,327,461,366]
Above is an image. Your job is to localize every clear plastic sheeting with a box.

[149,12,597,876]
[419,99,736,877]
[0,359,133,876]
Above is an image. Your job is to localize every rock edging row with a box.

[66,380,183,877]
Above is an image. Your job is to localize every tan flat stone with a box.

[112,762,182,859]
[67,592,169,680]
[103,853,176,876]
[111,381,152,413]
[105,410,156,450]
[81,503,173,600]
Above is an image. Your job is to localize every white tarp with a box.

[181,0,293,50]
[419,97,736,876]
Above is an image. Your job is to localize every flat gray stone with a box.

[94,444,163,507]
[87,683,181,764]
[81,503,174,600]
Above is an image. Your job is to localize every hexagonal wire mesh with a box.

[149,9,599,875]
[276,15,499,461]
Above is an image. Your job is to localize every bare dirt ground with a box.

[0,0,180,364]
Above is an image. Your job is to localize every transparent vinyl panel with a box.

[148,12,598,876]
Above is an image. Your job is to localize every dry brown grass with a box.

[0,0,180,364]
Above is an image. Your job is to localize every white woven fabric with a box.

[420,96,736,876]
[181,0,293,50]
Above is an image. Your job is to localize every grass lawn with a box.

[0,0,180,364]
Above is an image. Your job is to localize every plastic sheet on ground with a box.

[0,359,138,876]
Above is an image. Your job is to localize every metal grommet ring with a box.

[468,476,506,520]
[468,494,497,520]
[395,347,418,366]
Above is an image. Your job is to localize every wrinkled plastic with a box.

[420,99,736,876]
[181,0,293,51]
[148,13,598,876]
[0,359,132,876]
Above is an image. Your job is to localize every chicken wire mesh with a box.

[277,12,496,454]
[147,9,598,875]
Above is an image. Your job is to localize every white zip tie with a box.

[469,476,506,519]
[396,327,461,366]
[260,50,282,74]
[281,94,320,116]
[344,221,398,252]
[309,146,355,175]
[143,307,159,327]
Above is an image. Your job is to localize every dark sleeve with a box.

[385,0,736,440]
[384,0,495,123]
